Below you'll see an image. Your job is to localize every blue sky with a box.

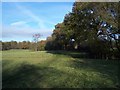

[2,2,74,42]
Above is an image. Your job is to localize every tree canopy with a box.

[45,2,120,59]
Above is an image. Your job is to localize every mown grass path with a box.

[2,50,120,88]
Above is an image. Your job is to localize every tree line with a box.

[45,2,120,59]
[1,40,46,51]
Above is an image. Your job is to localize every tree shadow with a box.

[46,50,89,59]
[73,59,120,88]
[2,60,115,88]
[2,51,120,88]
[3,60,84,88]
[46,50,120,88]
[3,60,43,88]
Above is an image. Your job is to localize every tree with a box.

[37,40,46,51]
[63,2,119,59]
[11,41,18,49]
[0,41,2,50]
[33,33,41,51]
[45,36,54,50]
[45,2,119,59]
[2,42,11,50]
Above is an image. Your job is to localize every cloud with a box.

[2,24,53,41]
[2,2,74,41]
[15,3,57,29]
[15,4,46,29]
[1,4,55,41]
[10,21,27,26]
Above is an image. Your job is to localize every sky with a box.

[1,2,74,42]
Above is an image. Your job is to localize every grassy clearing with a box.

[2,50,120,88]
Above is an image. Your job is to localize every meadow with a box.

[2,50,120,88]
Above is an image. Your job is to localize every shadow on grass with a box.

[2,50,120,88]
[3,60,117,88]
[46,50,89,59]
[46,50,120,88]
[3,59,72,88]
[3,60,86,88]
[3,60,41,88]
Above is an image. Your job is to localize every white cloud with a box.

[15,4,57,29]
[2,3,68,41]
[2,24,53,41]
[15,4,46,30]
[1,4,54,41]
[10,21,27,26]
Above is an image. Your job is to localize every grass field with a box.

[2,50,120,88]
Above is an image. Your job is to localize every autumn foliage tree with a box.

[45,2,120,59]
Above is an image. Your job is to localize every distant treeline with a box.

[1,37,120,59]
[1,40,46,51]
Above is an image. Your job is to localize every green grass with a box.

[2,50,120,88]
